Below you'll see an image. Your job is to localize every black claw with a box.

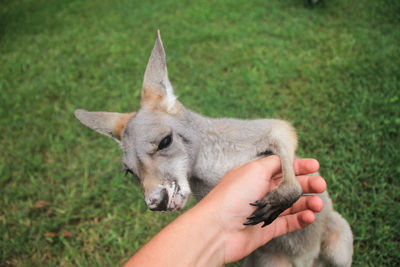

[249,201,259,206]
[263,217,276,227]
[243,217,263,226]
[246,214,257,220]
[250,200,265,207]
[250,216,265,225]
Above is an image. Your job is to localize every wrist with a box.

[185,200,226,266]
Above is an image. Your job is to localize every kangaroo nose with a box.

[149,188,169,211]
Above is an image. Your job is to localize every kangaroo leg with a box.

[245,120,302,227]
[317,211,353,267]
[244,250,293,267]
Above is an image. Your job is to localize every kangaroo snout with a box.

[145,184,189,212]
[147,187,169,211]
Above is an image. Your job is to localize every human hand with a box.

[196,155,326,263]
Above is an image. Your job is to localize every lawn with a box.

[1,0,399,266]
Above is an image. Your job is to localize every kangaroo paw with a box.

[244,185,302,227]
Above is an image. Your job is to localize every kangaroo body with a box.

[159,107,353,267]
[75,31,353,266]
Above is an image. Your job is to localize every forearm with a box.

[124,204,225,267]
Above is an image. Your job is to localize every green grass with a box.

[1,0,399,265]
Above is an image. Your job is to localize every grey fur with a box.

[74,31,353,266]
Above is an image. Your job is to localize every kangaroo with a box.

[74,30,353,266]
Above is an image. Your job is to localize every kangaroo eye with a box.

[158,134,172,150]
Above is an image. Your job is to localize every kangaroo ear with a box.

[74,109,136,142]
[141,30,178,113]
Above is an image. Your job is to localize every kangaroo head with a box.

[74,30,196,211]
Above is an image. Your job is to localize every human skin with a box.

[124,156,326,267]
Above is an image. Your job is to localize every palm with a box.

[201,157,323,263]
[216,165,281,262]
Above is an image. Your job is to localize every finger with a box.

[271,210,316,239]
[280,195,323,216]
[293,158,320,175]
[255,156,319,179]
[272,158,321,180]
[300,175,326,194]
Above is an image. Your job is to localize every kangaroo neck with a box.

[182,108,236,185]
